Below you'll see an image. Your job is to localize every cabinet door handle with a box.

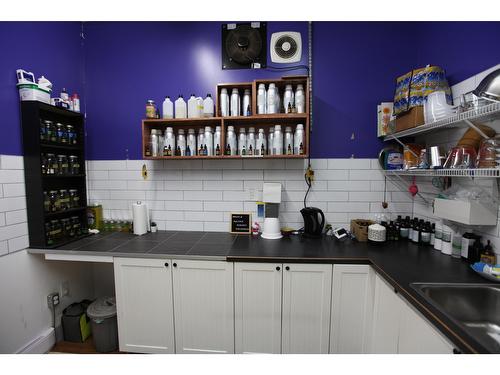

[164,262,169,267]
[285,266,290,271]
[276,266,280,271]
[173,263,177,267]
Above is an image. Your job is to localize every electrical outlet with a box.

[47,292,60,309]
[60,280,70,297]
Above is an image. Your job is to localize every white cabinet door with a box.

[113,257,175,353]
[172,260,234,354]
[370,273,402,354]
[234,262,282,354]
[398,299,454,354]
[282,263,332,354]
[330,264,375,354]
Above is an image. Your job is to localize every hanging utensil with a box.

[408,176,419,197]
[382,176,388,209]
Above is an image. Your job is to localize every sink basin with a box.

[411,283,500,353]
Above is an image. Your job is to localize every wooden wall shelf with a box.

[142,76,310,160]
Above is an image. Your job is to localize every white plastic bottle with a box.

[275,86,281,113]
[294,124,305,155]
[177,129,186,156]
[214,126,222,155]
[174,95,187,119]
[188,94,200,118]
[283,85,294,113]
[230,88,240,117]
[257,83,267,114]
[247,127,256,155]
[163,127,176,156]
[295,84,305,113]
[273,125,283,155]
[238,128,247,155]
[204,126,214,156]
[186,129,196,156]
[268,126,274,156]
[162,96,174,119]
[256,129,267,156]
[226,126,237,156]
[220,88,229,117]
[267,84,277,114]
[284,126,294,155]
[203,94,214,118]
[243,89,251,116]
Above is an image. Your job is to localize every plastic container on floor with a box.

[86,297,118,353]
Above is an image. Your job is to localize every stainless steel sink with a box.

[411,283,500,353]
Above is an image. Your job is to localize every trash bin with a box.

[86,297,118,353]
[62,299,92,342]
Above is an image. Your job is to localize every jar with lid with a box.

[294,124,305,155]
[186,129,196,156]
[71,216,82,236]
[43,191,50,212]
[69,189,80,208]
[255,129,267,156]
[49,190,60,212]
[268,127,275,155]
[163,127,176,156]
[177,129,186,156]
[56,123,67,144]
[226,126,237,156]
[238,128,247,156]
[214,126,222,156]
[146,100,157,119]
[59,189,70,210]
[150,129,160,157]
[45,222,54,245]
[61,218,72,238]
[46,121,57,143]
[40,120,47,141]
[50,219,62,242]
[47,153,57,174]
[57,155,69,175]
[247,127,256,156]
[204,126,213,156]
[66,125,77,145]
[69,155,80,174]
[41,154,48,175]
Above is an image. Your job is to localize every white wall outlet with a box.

[60,280,70,297]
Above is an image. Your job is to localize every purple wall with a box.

[83,21,309,160]
[2,21,500,158]
[0,22,84,156]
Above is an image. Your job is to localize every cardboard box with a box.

[350,219,375,242]
[395,106,424,133]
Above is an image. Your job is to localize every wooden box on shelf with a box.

[141,75,310,160]
[20,101,89,249]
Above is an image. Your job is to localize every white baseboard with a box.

[16,327,55,354]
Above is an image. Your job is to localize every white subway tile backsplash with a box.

[88,170,109,180]
[204,180,243,191]
[349,191,384,202]
[0,213,5,226]
[203,201,243,212]
[88,160,127,170]
[164,160,203,170]
[223,191,248,201]
[127,180,164,191]
[8,235,29,253]
[0,170,24,184]
[243,159,285,170]
[0,222,28,242]
[328,202,370,213]
[2,183,25,197]
[314,170,349,181]
[165,201,202,211]
[203,159,242,170]
[5,209,27,226]
[0,155,23,170]
[309,159,328,170]
[183,170,222,181]
[263,170,304,180]
[145,190,183,201]
[328,159,371,170]
[350,169,384,181]
[187,191,223,201]
[151,210,184,221]
[328,180,369,192]
[0,197,26,213]
[189,211,224,222]
[285,159,306,170]
[223,170,263,180]
[165,180,203,190]
[0,240,7,256]
[90,180,127,190]
[111,190,146,201]
[126,159,164,170]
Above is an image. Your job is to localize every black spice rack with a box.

[20,101,89,248]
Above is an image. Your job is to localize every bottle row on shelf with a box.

[44,189,81,213]
[386,215,496,265]
[41,153,81,175]
[40,119,79,145]
[145,124,306,158]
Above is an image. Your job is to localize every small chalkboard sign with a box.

[230,212,252,234]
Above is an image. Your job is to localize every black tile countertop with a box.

[28,230,494,354]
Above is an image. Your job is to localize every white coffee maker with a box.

[261,182,283,240]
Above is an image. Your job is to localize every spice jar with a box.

[59,189,70,210]
[69,155,80,174]
[46,154,57,175]
[50,219,62,243]
[57,155,69,175]
[69,189,80,208]
[146,100,157,119]
[43,191,50,212]
[66,125,77,145]
[56,123,67,144]
[41,154,48,175]
[71,216,81,237]
[45,222,54,245]
[49,190,60,212]
[61,218,71,238]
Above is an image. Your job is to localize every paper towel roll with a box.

[132,201,149,236]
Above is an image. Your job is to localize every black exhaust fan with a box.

[222,22,267,70]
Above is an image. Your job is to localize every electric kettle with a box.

[300,207,325,238]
